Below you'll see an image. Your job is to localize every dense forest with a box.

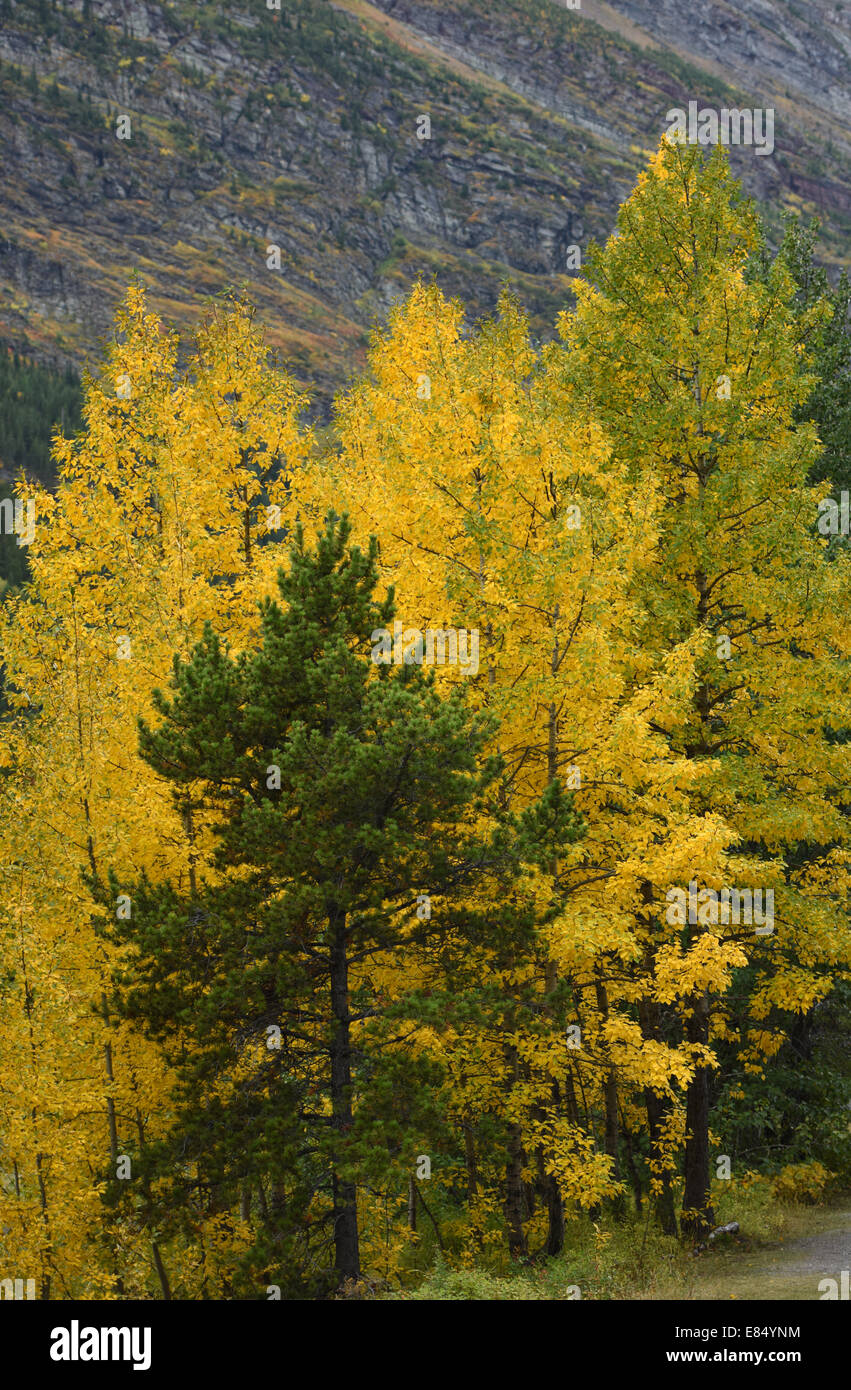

[1,139,850,1301]
[0,350,81,591]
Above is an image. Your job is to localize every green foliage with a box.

[0,348,81,485]
[780,216,851,494]
[0,348,82,590]
[715,981,851,1183]
[393,1257,544,1300]
[93,513,541,1293]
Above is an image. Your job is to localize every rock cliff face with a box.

[0,0,849,415]
[600,0,851,130]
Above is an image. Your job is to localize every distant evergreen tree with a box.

[766,216,851,494]
[0,348,82,590]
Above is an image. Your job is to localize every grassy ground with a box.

[383,1186,851,1300]
[684,1204,851,1302]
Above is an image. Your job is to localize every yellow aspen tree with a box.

[307,282,718,1252]
[550,136,851,1239]
[0,285,311,1294]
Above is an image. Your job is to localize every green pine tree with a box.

[778,215,851,495]
[93,513,540,1294]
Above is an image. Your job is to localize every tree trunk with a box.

[532,1086,565,1255]
[462,1113,479,1203]
[101,993,125,1296]
[681,990,714,1242]
[621,1117,643,1214]
[407,1177,417,1232]
[595,973,626,1219]
[643,1085,678,1236]
[537,962,565,1254]
[329,909,360,1284]
[134,1104,172,1300]
[637,885,677,1235]
[502,1039,529,1258]
[504,1120,528,1258]
[544,1169,564,1256]
[151,1241,172,1301]
[638,980,678,1236]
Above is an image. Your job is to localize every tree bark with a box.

[134,1105,172,1300]
[462,1113,479,1203]
[637,883,678,1235]
[621,1116,643,1214]
[681,990,714,1242]
[501,1037,530,1257]
[595,973,626,1218]
[638,986,678,1237]
[504,1120,529,1258]
[643,1086,678,1236]
[539,1081,565,1255]
[329,909,360,1284]
[407,1177,417,1232]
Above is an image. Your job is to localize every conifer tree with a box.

[94,514,546,1292]
[765,215,851,495]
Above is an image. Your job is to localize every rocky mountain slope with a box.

[0,0,849,417]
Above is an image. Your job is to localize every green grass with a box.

[377,1187,850,1300]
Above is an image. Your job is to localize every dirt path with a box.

[688,1208,851,1301]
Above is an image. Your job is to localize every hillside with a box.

[1,0,850,417]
